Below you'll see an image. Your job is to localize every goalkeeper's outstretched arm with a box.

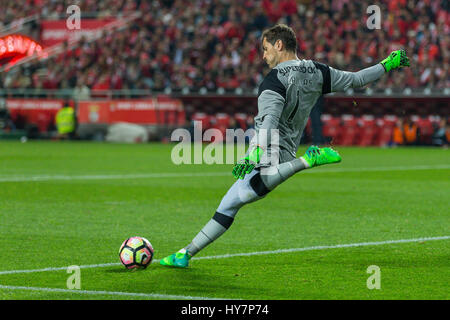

[325,49,410,93]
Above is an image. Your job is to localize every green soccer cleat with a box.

[301,145,341,168]
[159,251,191,268]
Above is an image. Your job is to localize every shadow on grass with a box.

[104,266,157,273]
[100,263,262,298]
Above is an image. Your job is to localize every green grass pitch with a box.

[0,141,448,300]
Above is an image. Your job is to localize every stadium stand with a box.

[0,0,448,145]
[1,0,448,92]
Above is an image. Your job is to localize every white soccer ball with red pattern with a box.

[119,236,154,269]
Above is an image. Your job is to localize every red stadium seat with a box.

[341,114,358,127]
[36,113,51,133]
[166,110,177,125]
[374,116,396,146]
[204,115,225,142]
[234,113,248,130]
[382,115,398,127]
[339,114,359,146]
[359,115,376,127]
[415,116,434,145]
[191,112,211,130]
[321,114,342,144]
[358,115,377,146]
[429,115,441,127]
[215,113,231,128]
[177,109,186,126]
[208,115,217,128]
[304,118,312,138]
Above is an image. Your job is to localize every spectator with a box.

[72,78,91,101]
[246,116,255,131]
[55,101,76,140]
[228,117,241,130]
[392,118,405,146]
[0,99,16,132]
[432,118,450,148]
[403,117,418,145]
[2,0,449,93]
[393,117,419,146]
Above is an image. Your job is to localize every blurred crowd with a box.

[391,116,449,147]
[0,0,141,26]
[1,0,449,94]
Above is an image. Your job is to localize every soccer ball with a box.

[119,236,154,269]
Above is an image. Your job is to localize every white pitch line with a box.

[0,172,230,182]
[0,285,231,300]
[306,164,450,173]
[0,263,122,275]
[192,235,450,261]
[0,235,448,276]
[0,164,449,182]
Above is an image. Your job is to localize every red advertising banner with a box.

[6,99,63,111]
[6,98,64,132]
[77,98,184,125]
[109,100,157,123]
[4,98,184,132]
[77,101,110,124]
[40,19,115,46]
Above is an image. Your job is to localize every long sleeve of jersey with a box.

[314,62,385,94]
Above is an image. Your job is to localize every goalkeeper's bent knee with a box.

[259,158,306,190]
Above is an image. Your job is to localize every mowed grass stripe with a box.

[0,285,235,300]
[0,235,448,276]
[0,164,449,182]
[1,144,448,299]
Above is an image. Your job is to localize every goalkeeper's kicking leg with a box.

[160,146,341,268]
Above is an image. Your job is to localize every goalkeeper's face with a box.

[262,37,280,69]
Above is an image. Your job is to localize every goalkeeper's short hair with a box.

[261,24,298,53]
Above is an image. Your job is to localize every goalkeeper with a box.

[160,24,410,268]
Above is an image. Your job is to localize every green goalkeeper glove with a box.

[380,49,410,72]
[232,146,263,180]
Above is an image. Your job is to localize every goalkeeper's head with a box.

[261,24,298,69]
